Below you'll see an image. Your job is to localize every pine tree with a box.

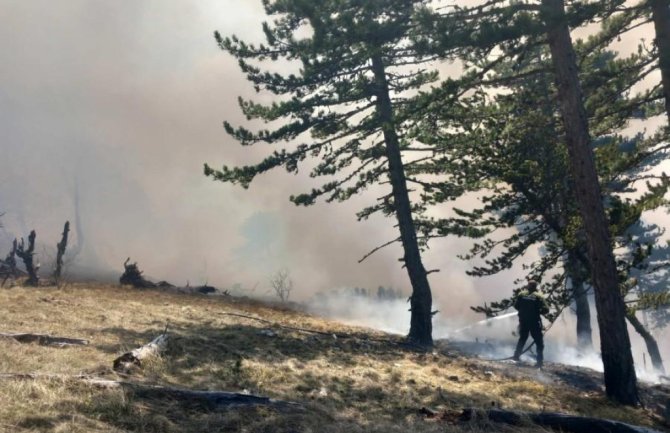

[205,0,458,346]
[543,0,640,403]
[414,0,659,404]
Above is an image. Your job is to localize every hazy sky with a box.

[0,0,664,329]
[0,1,484,314]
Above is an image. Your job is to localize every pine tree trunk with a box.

[651,0,670,123]
[370,53,433,346]
[626,311,666,374]
[574,283,593,352]
[567,252,593,351]
[541,0,639,405]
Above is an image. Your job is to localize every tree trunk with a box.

[16,230,39,287]
[626,312,666,374]
[567,252,593,351]
[370,53,433,346]
[650,0,670,123]
[574,283,593,351]
[54,221,70,281]
[541,0,639,405]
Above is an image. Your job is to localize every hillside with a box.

[0,283,667,433]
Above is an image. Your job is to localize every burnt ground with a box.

[440,339,670,423]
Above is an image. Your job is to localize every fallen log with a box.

[0,372,83,380]
[0,373,301,409]
[461,407,662,433]
[113,332,168,372]
[0,332,89,347]
[87,379,301,409]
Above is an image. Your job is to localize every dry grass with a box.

[0,283,666,432]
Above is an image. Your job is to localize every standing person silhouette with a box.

[512,280,549,367]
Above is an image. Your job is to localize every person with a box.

[512,280,549,367]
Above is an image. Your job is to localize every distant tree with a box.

[270,268,293,303]
[205,0,461,346]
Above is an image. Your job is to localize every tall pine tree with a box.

[415,0,652,404]
[542,0,639,403]
[205,0,462,346]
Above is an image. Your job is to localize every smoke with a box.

[0,3,391,284]
[0,0,496,329]
[307,289,669,383]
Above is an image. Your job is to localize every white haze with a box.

[0,0,498,327]
[308,291,669,383]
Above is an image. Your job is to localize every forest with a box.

[1,0,670,432]
[204,0,670,407]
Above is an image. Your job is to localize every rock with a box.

[258,329,277,337]
[483,371,495,378]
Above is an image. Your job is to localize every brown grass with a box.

[0,283,665,432]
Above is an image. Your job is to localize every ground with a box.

[0,283,668,432]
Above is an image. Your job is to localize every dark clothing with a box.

[512,290,548,365]
[514,322,544,364]
[514,292,548,326]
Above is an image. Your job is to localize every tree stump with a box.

[16,231,39,287]
[120,258,156,288]
[53,221,70,282]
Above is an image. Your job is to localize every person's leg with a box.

[530,325,544,366]
[513,325,530,360]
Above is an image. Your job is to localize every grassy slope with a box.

[0,283,666,433]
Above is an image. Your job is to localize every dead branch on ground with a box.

[0,332,88,347]
[0,372,302,409]
[459,407,662,433]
